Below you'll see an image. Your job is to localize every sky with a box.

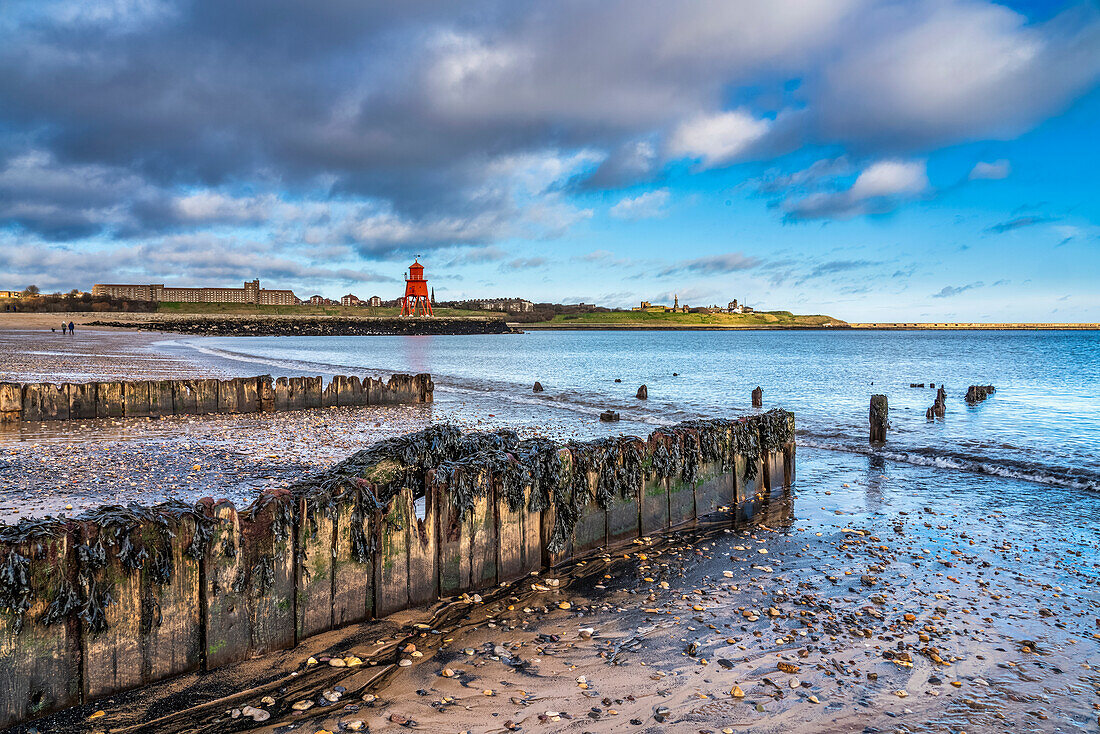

[1,0,1098,322]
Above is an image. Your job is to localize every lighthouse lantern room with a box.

[400,259,433,317]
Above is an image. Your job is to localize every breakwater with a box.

[0,373,433,423]
[0,410,795,729]
[85,315,514,336]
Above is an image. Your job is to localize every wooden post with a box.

[870,395,888,443]
[752,386,763,408]
[0,382,21,422]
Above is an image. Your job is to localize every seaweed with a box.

[731,420,761,481]
[759,409,795,453]
[80,579,112,634]
[39,579,81,627]
[76,539,107,570]
[349,484,378,564]
[255,555,276,593]
[0,551,32,632]
[679,432,701,486]
[650,440,679,480]
[186,518,215,560]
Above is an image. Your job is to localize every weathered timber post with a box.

[752,386,763,408]
[258,375,276,412]
[870,395,888,443]
[932,386,946,418]
[636,384,647,399]
[0,382,23,422]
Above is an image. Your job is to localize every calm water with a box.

[167,329,1100,491]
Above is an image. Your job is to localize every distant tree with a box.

[67,289,80,298]
[22,285,39,297]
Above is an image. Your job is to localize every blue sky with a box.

[1,0,1098,321]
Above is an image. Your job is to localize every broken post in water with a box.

[752,386,763,407]
[870,394,888,443]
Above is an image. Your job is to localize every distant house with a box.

[341,293,362,307]
[368,295,382,307]
[92,279,297,305]
[308,295,325,305]
[0,291,22,299]
[476,298,534,313]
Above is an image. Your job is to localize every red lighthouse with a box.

[400,259,433,317]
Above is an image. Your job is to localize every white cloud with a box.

[609,188,670,220]
[849,160,929,199]
[968,159,1011,180]
[784,159,929,221]
[667,110,773,167]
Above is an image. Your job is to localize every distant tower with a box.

[431,287,435,305]
[673,294,679,309]
[401,258,433,317]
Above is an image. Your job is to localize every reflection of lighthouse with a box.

[400,259,433,317]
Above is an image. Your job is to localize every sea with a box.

[163,329,1100,493]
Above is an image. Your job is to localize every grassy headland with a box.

[519,310,847,329]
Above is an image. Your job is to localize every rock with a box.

[636,384,647,399]
[614,378,622,383]
[731,685,745,698]
[600,410,620,422]
[966,384,996,403]
[533,381,544,393]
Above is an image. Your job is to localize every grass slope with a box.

[528,310,846,328]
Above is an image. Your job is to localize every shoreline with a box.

[516,321,1099,331]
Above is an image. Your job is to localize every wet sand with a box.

[0,325,210,383]
[0,328,603,521]
[16,447,1100,734]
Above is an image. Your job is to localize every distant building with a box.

[476,298,534,313]
[728,299,742,314]
[308,294,325,305]
[92,279,298,305]
[341,293,362,307]
[368,295,382,307]
[0,291,22,299]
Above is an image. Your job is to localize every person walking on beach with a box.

[68,321,74,335]
[60,321,66,335]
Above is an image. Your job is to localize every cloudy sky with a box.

[1,0,1098,321]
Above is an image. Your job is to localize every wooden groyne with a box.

[0,411,795,729]
[0,373,433,423]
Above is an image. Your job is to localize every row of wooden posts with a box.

[0,373,434,422]
[0,418,794,730]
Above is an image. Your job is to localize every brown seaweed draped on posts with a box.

[0,410,795,730]
[0,373,433,423]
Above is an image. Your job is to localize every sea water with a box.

[169,329,1100,491]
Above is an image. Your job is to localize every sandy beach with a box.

[17,447,1100,734]
[2,328,1098,734]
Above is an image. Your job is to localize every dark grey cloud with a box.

[932,281,984,298]
[500,257,549,271]
[658,252,764,277]
[984,215,1056,233]
[0,0,1097,258]
[804,259,879,279]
